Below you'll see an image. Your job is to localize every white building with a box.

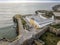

[53,12,60,16]
[25,14,54,29]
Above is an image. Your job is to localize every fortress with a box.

[0,10,60,45]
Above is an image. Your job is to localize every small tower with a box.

[13,15,24,35]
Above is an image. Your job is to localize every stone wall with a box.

[22,38,34,45]
[49,27,60,35]
[32,28,48,39]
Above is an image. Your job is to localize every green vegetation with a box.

[35,10,47,14]
[19,15,29,29]
[55,16,60,20]
[51,24,60,29]
[45,11,54,18]
[42,11,55,18]
[35,10,55,18]
[40,32,60,45]
[20,16,26,27]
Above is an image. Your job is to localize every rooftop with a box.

[26,15,53,25]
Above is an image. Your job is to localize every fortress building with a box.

[25,14,54,29]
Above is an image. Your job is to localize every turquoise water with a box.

[0,25,17,40]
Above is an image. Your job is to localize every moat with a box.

[0,25,17,40]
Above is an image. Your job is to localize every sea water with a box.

[0,25,17,40]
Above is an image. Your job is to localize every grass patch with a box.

[55,16,60,20]
[42,14,52,18]
[51,24,60,29]
[40,32,60,45]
